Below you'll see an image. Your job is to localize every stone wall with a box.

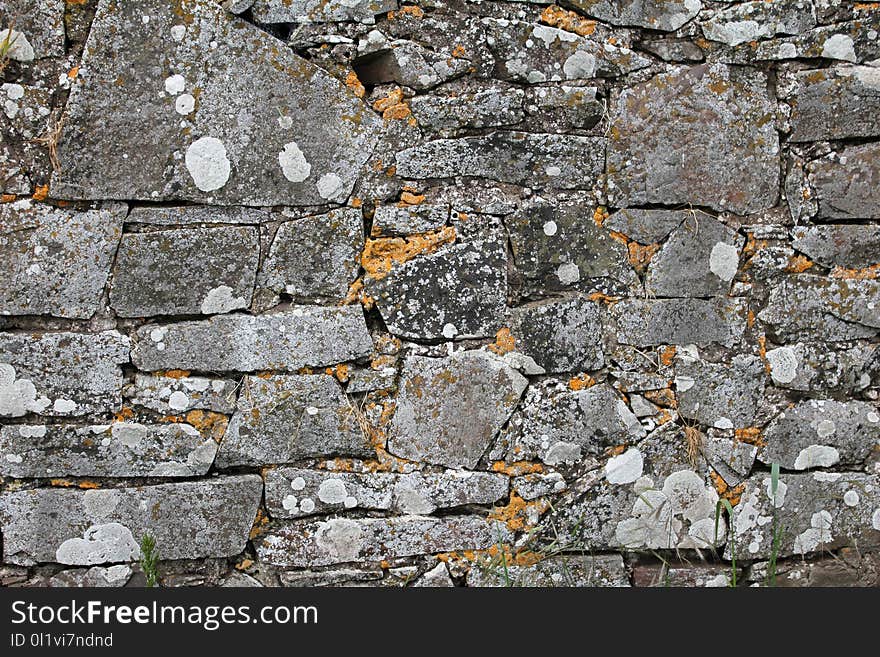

[1,0,879,587]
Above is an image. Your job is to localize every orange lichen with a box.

[487,327,516,355]
[490,461,544,476]
[235,559,254,571]
[67,65,79,79]
[785,255,813,273]
[710,470,746,507]
[451,44,466,58]
[399,190,425,206]
[609,230,629,245]
[741,232,767,258]
[361,225,456,280]
[77,480,100,489]
[162,369,191,379]
[344,71,365,98]
[592,206,609,227]
[372,88,412,121]
[757,334,772,373]
[734,427,766,448]
[659,346,676,367]
[539,5,598,36]
[627,241,660,274]
[351,197,363,208]
[830,264,880,280]
[587,291,620,306]
[113,406,135,423]
[342,277,375,308]
[255,371,273,379]
[747,309,756,328]
[606,444,628,457]
[50,479,74,487]
[325,364,350,383]
[644,388,676,408]
[1,193,16,203]
[32,185,49,201]
[249,508,269,540]
[185,410,228,441]
[568,373,596,390]
[489,493,550,532]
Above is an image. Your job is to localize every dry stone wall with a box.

[1,0,879,587]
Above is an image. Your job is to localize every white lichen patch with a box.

[164,74,186,95]
[112,423,148,448]
[562,50,596,79]
[170,25,186,42]
[815,419,836,438]
[282,494,298,511]
[0,364,49,417]
[542,220,558,236]
[764,476,787,508]
[822,34,857,62]
[316,172,345,201]
[317,478,348,505]
[708,241,739,282]
[175,93,195,115]
[605,448,644,484]
[83,489,121,518]
[291,477,306,491]
[200,285,247,315]
[556,262,580,285]
[843,490,860,507]
[794,444,840,470]
[17,425,47,438]
[167,390,189,411]
[793,510,834,555]
[873,508,880,531]
[2,29,34,62]
[315,518,363,562]
[53,398,77,413]
[766,346,799,384]
[185,137,231,192]
[55,523,140,565]
[278,141,311,183]
[441,323,458,339]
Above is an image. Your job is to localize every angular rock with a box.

[52,0,380,205]
[387,351,528,469]
[395,132,605,190]
[278,567,383,587]
[506,194,635,295]
[604,208,686,245]
[371,203,448,236]
[251,0,396,24]
[0,0,65,59]
[110,226,259,317]
[612,298,748,347]
[567,0,701,32]
[632,563,733,588]
[506,296,604,374]
[467,554,630,587]
[674,355,766,429]
[703,435,758,487]
[501,382,646,466]
[412,562,454,587]
[265,467,508,518]
[257,515,512,567]
[749,17,880,65]
[758,275,879,343]
[0,422,218,478]
[523,85,604,132]
[1,201,124,319]
[131,306,373,372]
[123,373,238,415]
[260,209,363,301]
[0,331,130,418]
[410,86,524,132]
[355,39,471,90]
[759,400,880,470]
[808,143,880,220]
[216,374,371,467]
[369,232,507,340]
[0,475,262,565]
[512,472,567,500]
[126,206,272,225]
[48,565,133,588]
[1,84,52,194]
[791,225,880,269]
[789,66,880,141]
[701,1,816,47]
[607,64,779,215]
[764,343,875,393]
[645,214,743,297]
[728,472,880,559]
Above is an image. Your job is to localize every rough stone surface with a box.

[789,66,880,142]
[0,476,262,565]
[467,554,630,587]
[388,351,528,469]
[131,307,373,372]
[674,355,766,429]
[808,143,880,220]
[123,373,238,415]
[791,225,880,269]
[1,202,125,319]
[569,0,701,32]
[111,226,259,317]
[612,298,747,347]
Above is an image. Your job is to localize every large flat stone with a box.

[126,206,272,225]
[789,66,880,141]
[216,374,371,467]
[700,1,815,47]
[0,422,218,478]
[674,355,766,429]
[0,475,262,565]
[110,226,259,317]
[566,0,701,32]
[251,0,396,24]
[131,307,373,372]
[123,373,238,415]
[0,331,130,418]
[0,0,65,59]
[612,298,747,347]
[0,201,124,319]
[51,0,380,205]
[791,225,880,269]
[607,63,779,214]
[808,143,880,220]
[467,554,630,587]
[256,515,512,567]
[387,351,528,469]
[764,343,875,393]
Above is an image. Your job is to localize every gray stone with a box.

[395,132,605,190]
[700,1,816,47]
[645,214,743,297]
[604,208,686,245]
[749,17,880,64]
[0,475,262,565]
[789,66,880,141]
[0,331,130,418]
[1,85,52,194]
[0,0,65,59]
[0,201,124,319]
[252,0,396,24]
[123,373,238,415]
[612,298,748,347]
[0,421,218,477]
[791,225,880,269]
[369,232,507,341]
[764,343,875,393]
[566,0,701,32]
[728,472,880,559]
[607,64,779,215]
[410,86,524,132]
[261,209,363,301]
[279,567,383,587]
[501,381,646,466]
[355,39,471,90]
[467,554,630,587]
[265,467,508,518]
[131,306,373,372]
[523,85,604,132]
[633,563,733,587]
[809,143,880,220]
[506,297,604,374]
[674,355,766,429]
[703,435,758,487]
[371,203,449,236]
[506,194,635,295]
[759,400,880,470]
[48,565,133,588]
[126,206,272,225]
[512,472,567,500]
[110,226,259,317]
[758,275,880,343]
[257,515,512,567]
[387,351,528,469]
[639,39,705,63]
[216,374,371,467]
[52,0,380,206]
[412,562,454,587]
